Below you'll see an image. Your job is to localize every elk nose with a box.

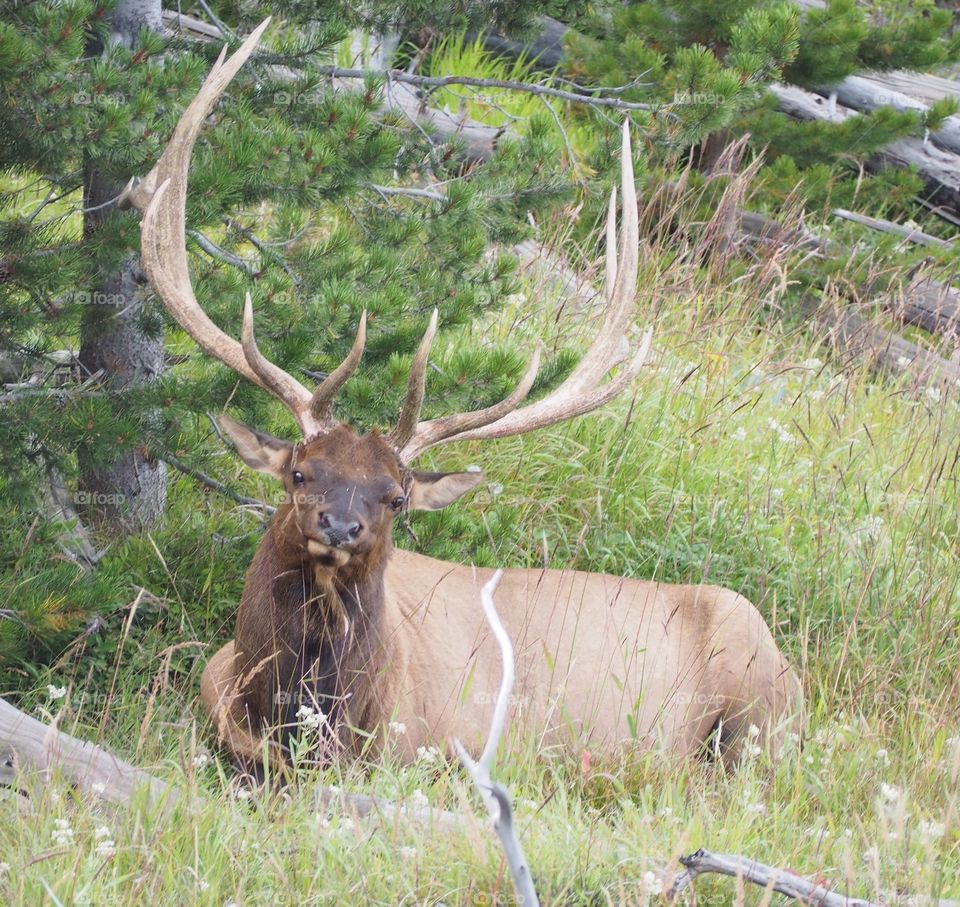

[319,513,364,547]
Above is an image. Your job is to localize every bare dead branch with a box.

[667,848,960,907]
[453,570,539,907]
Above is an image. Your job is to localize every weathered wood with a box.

[770,83,960,216]
[832,207,952,249]
[668,847,960,907]
[0,697,177,811]
[813,75,960,157]
[808,300,960,385]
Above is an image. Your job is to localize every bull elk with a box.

[126,20,802,774]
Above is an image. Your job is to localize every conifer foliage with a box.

[0,0,568,671]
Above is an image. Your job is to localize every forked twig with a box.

[668,849,960,907]
[453,570,539,906]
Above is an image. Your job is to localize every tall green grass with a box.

[3,52,959,907]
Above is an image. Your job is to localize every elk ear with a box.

[407,470,484,512]
[218,414,293,478]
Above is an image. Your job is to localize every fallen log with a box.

[0,696,176,811]
[812,75,960,157]
[770,83,960,217]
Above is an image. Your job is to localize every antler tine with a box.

[396,121,649,461]
[308,311,367,427]
[388,309,439,449]
[135,19,337,432]
[397,346,542,462]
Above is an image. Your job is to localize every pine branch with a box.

[314,65,653,111]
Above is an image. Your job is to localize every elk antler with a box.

[125,18,364,439]
[394,120,652,463]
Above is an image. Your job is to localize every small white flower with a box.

[802,358,823,370]
[415,745,440,765]
[94,826,111,840]
[897,355,911,368]
[880,783,901,803]
[731,426,747,442]
[52,818,74,847]
[642,871,663,896]
[296,704,326,731]
[388,721,406,736]
[465,464,482,474]
[90,782,106,795]
[745,801,766,814]
[0,862,10,876]
[919,819,946,839]
[95,839,116,859]
[47,685,67,701]
[488,482,504,497]
[197,880,210,892]
[192,753,209,769]
[399,846,417,860]
[925,386,942,403]
[875,748,890,766]
[766,418,795,445]
[863,846,880,865]
[410,788,429,809]
[235,788,252,801]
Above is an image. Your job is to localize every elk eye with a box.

[292,470,305,486]
[389,495,406,512]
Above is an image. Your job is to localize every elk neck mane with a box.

[249,486,395,754]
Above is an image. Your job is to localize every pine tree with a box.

[0,0,573,673]
[564,0,960,217]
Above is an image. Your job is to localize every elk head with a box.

[125,19,651,575]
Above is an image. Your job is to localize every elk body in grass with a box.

[126,21,803,773]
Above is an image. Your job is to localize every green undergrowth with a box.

[3,251,960,902]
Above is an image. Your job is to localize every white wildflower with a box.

[925,386,942,404]
[919,819,946,839]
[0,862,10,876]
[95,837,116,859]
[410,788,429,809]
[863,846,880,865]
[488,482,504,497]
[802,358,823,371]
[94,826,111,840]
[880,783,901,803]
[47,684,67,701]
[875,748,890,767]
[465,464,482,474]
[234,788,252,801]
[766,418,795,445]
[52,818,74,847]
[897,355,911,368]
[745,801,767,815]
[415,745,440,765]
[90,782,106,795]
[642,871,663,896]
[197,880,210,892]
[192,753,209,769]
[296,704,326,731]
[399,846,417,860]
[731,426,747,442]
[388,721,407,736]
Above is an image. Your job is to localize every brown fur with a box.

[201,422,803,774]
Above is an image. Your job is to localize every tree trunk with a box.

[78,0,166,531]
